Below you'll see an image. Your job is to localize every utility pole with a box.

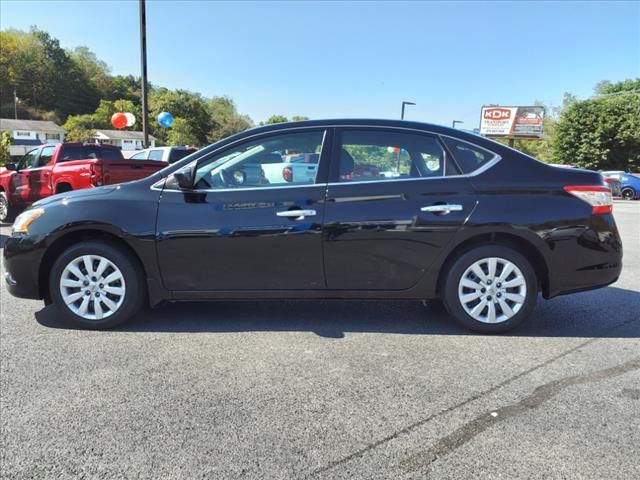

[139,0,149,148]
[13,89,18,120]
[401,101,415,120]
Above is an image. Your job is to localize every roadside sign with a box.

[480,106,545,138]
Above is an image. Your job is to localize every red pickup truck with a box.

[0,143,166,222]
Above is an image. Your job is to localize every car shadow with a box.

[0,233,8,248]
[35,286,640,338]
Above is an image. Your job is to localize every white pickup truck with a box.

[259,153,319,184]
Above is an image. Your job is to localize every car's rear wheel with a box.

[49,241,146,329]
[441,245,537,333]
[621,188,636,200]
[0,191,17,223]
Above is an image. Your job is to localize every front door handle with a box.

[276,209,317,220]
[421,204,463,214]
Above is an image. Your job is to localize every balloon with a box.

[111,112,127,129]
[124,112,136,127]
[157,111,174,128]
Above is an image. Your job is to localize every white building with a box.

[93,129,156,151]
[0,118,66,156]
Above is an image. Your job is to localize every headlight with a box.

[12,208,45,234]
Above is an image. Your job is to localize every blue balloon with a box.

[157,111,174,128]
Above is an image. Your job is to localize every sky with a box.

[1,0,639,128]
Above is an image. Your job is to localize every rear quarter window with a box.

[442,137,496,174]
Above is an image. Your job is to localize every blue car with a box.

[619,173,640,200]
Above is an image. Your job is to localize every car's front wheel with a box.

[621,187,636,200]
[441,245,538,333]
[0,191,17,224]
[49,241,146,329]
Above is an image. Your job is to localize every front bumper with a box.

[3,234,45,300]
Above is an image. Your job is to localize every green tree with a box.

[166,117,199,146]
[208,96,253,142]
[265,115,288,124]
[65,128,96,143]
[0,131,12,165]
[149,88,211,144]
[291,116,309,122]
[553,79,640,171]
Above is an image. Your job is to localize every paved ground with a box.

[1,202,639,480]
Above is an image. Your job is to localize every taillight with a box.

[282,167,293,182]
[563,185,613,214]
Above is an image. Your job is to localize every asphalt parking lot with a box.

[1,201,638,480]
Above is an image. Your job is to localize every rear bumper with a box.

[545,214,623,298]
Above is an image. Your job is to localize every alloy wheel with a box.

[457,257,527,324]
[0,196,7,222]
[59,255,126,320]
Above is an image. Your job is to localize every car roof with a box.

[225,118,507,152]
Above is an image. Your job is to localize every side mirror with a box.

[172,166,194,190]
[4,163,17,171]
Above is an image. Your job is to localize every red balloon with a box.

[111,112,127,129]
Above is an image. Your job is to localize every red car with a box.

[0,143,165,222]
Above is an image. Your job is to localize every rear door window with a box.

[442,137,496,174]
[335,129,459,182]
[58,146,85,162]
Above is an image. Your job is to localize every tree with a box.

[0,131,12,165]
[291,116,309,122]
[149,88,212,145]
[265,115,288,124]
[553,79,640,171]
[208,96,253,142]
[65,128,96,143]
[0,28,100,120]
[166,117,199,146]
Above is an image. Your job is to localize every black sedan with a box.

[4,119,623,333]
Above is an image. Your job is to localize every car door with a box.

[28,145,55,202]
[156,128,331,291]
[11,148,40,204]
[322,127,478,290]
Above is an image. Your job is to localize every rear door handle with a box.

[276,209,316,220]
[421,204,463,214]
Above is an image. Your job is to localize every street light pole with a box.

[401,101,416,120]
[139,0,149,148]
[452,120,464,128]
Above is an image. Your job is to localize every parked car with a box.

[601,170,640,200]
[130,146,198,164]
[0,143,166,222]
[4,119,622,334]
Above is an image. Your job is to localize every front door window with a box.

[193,130,325,189]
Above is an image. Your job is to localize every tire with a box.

[621,188,635,200]
[0,191,17,224]
[49,240,146,329]
[441,245,538,334]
